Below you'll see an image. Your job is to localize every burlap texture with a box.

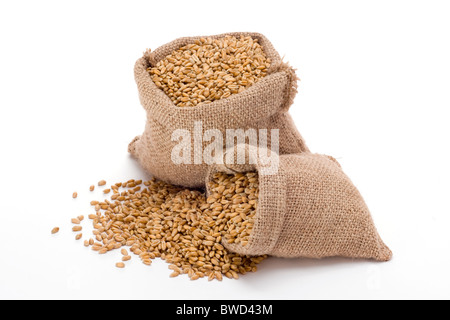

[206,144,392,261]
[128,32,309,188]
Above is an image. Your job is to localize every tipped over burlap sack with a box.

[128,32,309,188]
[206,144,392,261]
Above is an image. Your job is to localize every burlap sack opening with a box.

[206,144,393,262]
[128,32,309,188]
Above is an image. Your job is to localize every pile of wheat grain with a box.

[58,173,262,281]
[149,35,271,107]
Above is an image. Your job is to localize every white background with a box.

[1,0,449,300]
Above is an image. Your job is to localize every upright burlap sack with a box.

[128,32,309,188]
[206,144,392,261]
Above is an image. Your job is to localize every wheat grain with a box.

[76,174,263,280]
[149,35,271,107]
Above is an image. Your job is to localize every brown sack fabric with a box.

[128,32,309,188]
[206,144,392,261]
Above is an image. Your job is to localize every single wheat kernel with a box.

[71,218,80,224]
[73,192,78,199]
[142,259,152,266]
[98,180,107,186]
[90,185,95,192]
[78,215,84,222]
[72,226,82,232]
[122,255,131,262]
[91,242,102,249]
[75,233,82,240]
[215,271,223,281]
[51,227,59,234]
[190,274,200,281]
[116,262,125,268]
